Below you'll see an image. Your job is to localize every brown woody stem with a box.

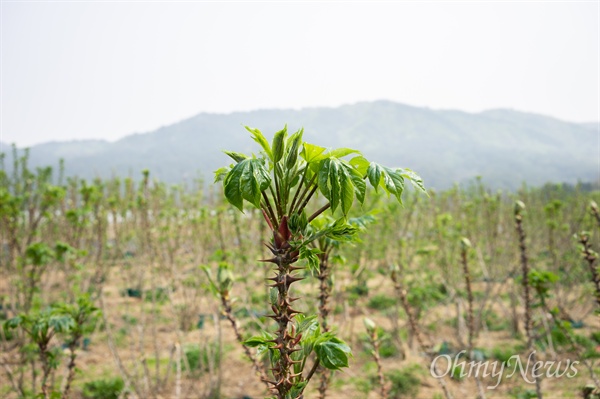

[460,244,486,399]
[391,269,454,399]
[262,192,278,227]
[308,203,331,223]
[270,184,282,221]
[369,329,387,399]
[220,295,270,388]
[62,339,80,399]
[293,174,317,214]
[305,359,320,383]
[289,167,308,213]
[515,209,543,399]
[297,185,319,215]
[579,233,600,308]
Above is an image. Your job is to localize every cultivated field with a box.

[1,150,599,399]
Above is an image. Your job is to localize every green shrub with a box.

[367,294,396,311]
[574,333,600,359]
[386,364,422,398]
[348,282,369,302]
[82,377,124,399]
[359,328,398,359]
[379,340,399,358]
[0,320,15,341]
[542,326,599,358]
[509,387,538,399]
[144,287,169,304]
[353,376,373,394]
[492,345,515,364]
[450,364,464,381]
[183,343,221,372]
[482,310,510,332]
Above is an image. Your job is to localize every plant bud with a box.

[514,200,526,215]
[460,237,472,249]
[363,317,376,333]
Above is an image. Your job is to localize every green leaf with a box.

[245,332,277,361]
[240,163,262,208]
[285,128,304,169]
[302,145,359,167]
[318,158,356,214]
[223,151,248,163]
[303,217,359,247]
[255,162,272,191]
[223,164,244,212]
[25,242,54,266]
[338,166,354,215]
[213,167,230,183]
[398,168,427,194]
[367,162,404,203]
[5,316,22,330]
[48,314,75,333]
[271,126,287,163]
[243,336,270,348]
[317,158,331,200]
[245,126,273,160]
[299,246,321,275]
[288,168,301,188]
[290,381,307,399]
[217,263,234,295]
[327,147,360,159]
[315,335,352,370]
[367,162,383,192]
[200,265,219,297]
[382,168,404,203]
[288,211,308,235]
[223,158,271,211]
[301,142,327,163]
[297,315,319,336]
[349,213,376,230]
[328,160,341,213]
[350,156,370,176]
[54,242,77,262]
[326,218,359,242]
[298,316,320,357]
[342,163,366,204]
[316,158,367,213]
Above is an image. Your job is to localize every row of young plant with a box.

[1,132,599,399]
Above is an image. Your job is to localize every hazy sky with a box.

[1,1,598,147]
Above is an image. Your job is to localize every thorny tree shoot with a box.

[215,125,425,398]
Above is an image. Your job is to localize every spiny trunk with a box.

[62,340,79,399]
[317,252,331,399]
[515,208,543,399]
[263,216,304,399]
[579,233,600,308]
[318,252,331,332]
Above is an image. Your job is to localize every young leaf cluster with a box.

[216,125,425,228]
[244,315,352,378]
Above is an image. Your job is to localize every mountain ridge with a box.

[3,101,597,190]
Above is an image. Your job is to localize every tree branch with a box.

[297,184,319,215]
[308,203,331,223]
[261,192,278,229]
[305,359,320,383]
[292,173,317,215]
